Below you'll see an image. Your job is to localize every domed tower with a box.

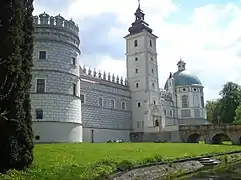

[31,12,82,143]
[164,58,206,125]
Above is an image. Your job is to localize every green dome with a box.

[164,70,202,89]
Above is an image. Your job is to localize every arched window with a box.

[182,95,188,108]
[134,40,138,47]
[155,120,159,126]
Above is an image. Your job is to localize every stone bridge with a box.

[179,124,241,145]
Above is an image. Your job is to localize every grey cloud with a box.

[36,0,70,12]
[76,13,125,65]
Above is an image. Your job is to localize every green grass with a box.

[1,143,241,180]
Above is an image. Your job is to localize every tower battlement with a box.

[33,12,79,35]
[81,66,128,87]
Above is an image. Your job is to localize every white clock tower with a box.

[124,1,165,132]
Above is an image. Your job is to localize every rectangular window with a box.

[111,100,115,108]
[36,79,45,93]
[36,109,43,119]
[152,69,154,73]
[72,57,76,65]
[137,121,143,129]
[170,110,172,117]
[150,39,152,47]
[136,82,139,88]
[194,109,200,118]
[80,94,85,104]
[39,51,47,60]
[73,83,76,96]
[181,109,191,118]
[121,102,126,110]
[99,98,103,106]
[135,69,138,73]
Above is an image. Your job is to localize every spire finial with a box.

[138,0,140,8]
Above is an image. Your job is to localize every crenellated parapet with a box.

[160,88,172,99]
[33,12,79,35]
[81,65,128,86]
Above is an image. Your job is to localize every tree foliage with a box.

[234,104,241,124]
[0,0,34,173]
[219,82,241,123]
[206,82,241,124]
[205,99,221,124]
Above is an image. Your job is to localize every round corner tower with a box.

[31,12,82,143]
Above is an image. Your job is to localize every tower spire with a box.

[126,0,153,35]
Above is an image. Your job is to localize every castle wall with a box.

[32,121,82,143]
[161,98,176,126]
[80,75,132,142]
[31,13,82,143]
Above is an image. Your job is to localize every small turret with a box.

[177,57,186,71]
[39,12,49,25]
[103,71,106,80]
[167,72,175,91]
[98,70,102,78]
[107,72,111,81]
[55,14,64,27]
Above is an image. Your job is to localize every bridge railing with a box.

[179,124,241,131]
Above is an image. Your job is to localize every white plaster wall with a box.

[176,85,206,119]
[83,128,130,142]
[31,18,82,143]
[31,94,82,124]
[33,122,82,143]
[125,30,159,132]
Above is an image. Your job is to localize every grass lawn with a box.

[1,143,241,180]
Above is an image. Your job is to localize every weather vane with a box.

[138,0,140,7]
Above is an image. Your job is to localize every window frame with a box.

[80,94,85,104]
[182,95,189,108]
[134,40,138,47]
[110,99,115,109]
[36,78,46,93]
[121,101,126,110]
[35,108,43,119]
[39,50,47,60]
[72,83,77,96]
[71,57,76,66]
[99,97,103,106]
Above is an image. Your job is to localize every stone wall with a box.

[80,75,132,142]
[130,131,181,142]
[31,13,82,143]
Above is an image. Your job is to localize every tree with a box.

[234,104,241,124]
[0,0,34,173]
[205,99,221,124]
[219,82,241,123]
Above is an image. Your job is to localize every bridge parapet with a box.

[179,124,241,145]
[179,124,241,132]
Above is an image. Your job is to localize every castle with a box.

[31,4,207,143]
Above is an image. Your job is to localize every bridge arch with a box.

[187,133,203,143]
[211,133,231,144]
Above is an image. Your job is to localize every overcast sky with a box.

[33,0,241,101]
